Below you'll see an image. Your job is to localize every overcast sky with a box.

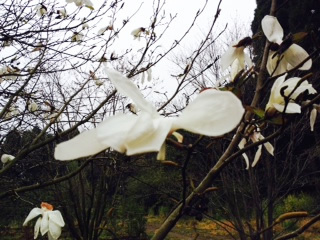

[115,0,257,94]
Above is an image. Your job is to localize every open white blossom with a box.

[1,154,15,164]
[66,0,93,9]
[221,38,252,73]
[55,68,245,161]
[266,74,316,114]
[23,202,65,240]
[261,15,312,76]
[239,128,274,169]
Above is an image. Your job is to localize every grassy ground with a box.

[1,217,320,239]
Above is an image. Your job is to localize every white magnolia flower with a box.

[261,15,312,76]
[239,128,274,169]
[23,202,65,240]
[57,8,67,18]
[4,106,19,119]
[131,27,149,40]
[71,32,83,42]
[1,154,15,164]
[0,66,19,81]
[266,74,316,114]
[55,68,245,160]
[94,79,103,86]
[82,23,89,29]
[66,0,93,9]
[35,4,47,17]
[221,38,252,73]
[98,26,113,35]
[28,102,39,112]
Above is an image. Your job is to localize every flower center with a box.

[41,202,54,211]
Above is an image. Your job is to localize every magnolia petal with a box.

[231,59,242,80]
[97,114,140,153]
[261,15,283,44]
[23,208,42,226]
[105,68,156,115]
[283,77,316,99]
[157,143,166,161]
[125,117,173,155]
[235,48,245,70]
[238,138,250,170]
[84,0,93,7]
[221,46,237,72]
[273,102,301,114]
[48,232,55,240]
[285,44,312,71]
[266,74,287,111]
[264,142,274,156]
[171,131,183,143]
[40,212,49,236]
[252,145,262,167]
[310,108,317,131]
[55,128,108,160]
[34,217,41,239]
[49,221,62,240]
[173,89,244,136]
[49,211,65,227]
[267,53,287,76]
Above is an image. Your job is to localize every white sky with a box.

[110,0,257,95]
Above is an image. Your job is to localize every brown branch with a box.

[274,213,320,240]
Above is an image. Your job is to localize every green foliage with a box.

[282,219,299,232]
[275,193,316,217]
[110,199,147,238]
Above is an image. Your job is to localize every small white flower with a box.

[94,79,103,86]
[266,74,316,114]
[0,66,20,81]
[71,32,83,42]
[35,4,47,17]
[1,154,15,164]
[82,23,89,29]
[261,15,312,76]
[238,127,274,169]
[66,0,93,9]
[131,27,149,40]
[55,68,245,161]
[23,202,65,240]
[57,8,67,18]
[98,25,113,35]
[28,102,38,112]
[221,37,253,73]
